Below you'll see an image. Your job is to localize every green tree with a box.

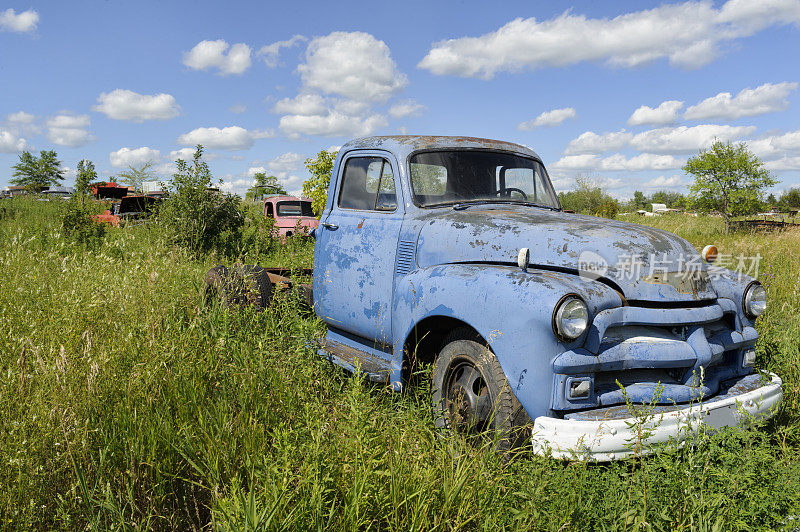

[685,141,776,226]
[633,191,647,210]
[246,172,286,200]
[302,149,338,216]
[11,150,65,192]
[778,188,800,211]
[650,190,687,209]
[558,175,619,218]
[75,159,97,200]
[118,161,155,192]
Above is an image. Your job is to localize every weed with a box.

[61,201,106,251]
[2,199,800,529]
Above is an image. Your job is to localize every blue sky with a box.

[1,0,799,198]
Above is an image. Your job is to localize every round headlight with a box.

[553,296,589,341]
[743,282,767,318]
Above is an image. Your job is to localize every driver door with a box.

[316,153,403,347]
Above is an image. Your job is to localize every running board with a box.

[318,331,391,382]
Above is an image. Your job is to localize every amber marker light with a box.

[701,244,718,263]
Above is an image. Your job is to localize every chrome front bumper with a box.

[531,372,782,461]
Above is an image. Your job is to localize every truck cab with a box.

[309,135,782,459]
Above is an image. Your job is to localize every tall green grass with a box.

[2,200,800,530]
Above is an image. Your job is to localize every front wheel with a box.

[431,330,531,450]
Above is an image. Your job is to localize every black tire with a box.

[204,265,230,307]
[431,329,531,450]
[204,264,274,310]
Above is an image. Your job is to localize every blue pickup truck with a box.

[215,135,782,460]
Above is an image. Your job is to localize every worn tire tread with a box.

[433,328,531,450]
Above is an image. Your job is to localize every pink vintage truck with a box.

[263,195,319,237]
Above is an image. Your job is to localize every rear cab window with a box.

[277,201,314,217]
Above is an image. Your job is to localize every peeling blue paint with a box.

[312,135,770,423]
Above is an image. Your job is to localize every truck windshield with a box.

[277,201,314,217]
[409,150,559,209]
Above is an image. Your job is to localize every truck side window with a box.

[375,162,396,211]
[339,157,397,212]
[265,202,274,217]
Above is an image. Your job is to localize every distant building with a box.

[141,180,167,194]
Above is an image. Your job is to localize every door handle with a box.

[322,222,338,230]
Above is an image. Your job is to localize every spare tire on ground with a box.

[204,264,274,310]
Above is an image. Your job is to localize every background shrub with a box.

[157,145,243,257]
[61,201,106,250]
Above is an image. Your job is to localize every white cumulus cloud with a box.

[552,153,684,171]
[279,111,387,139]
[246,166,266,177]
[418,0,800,78]
[629,124,756,153]
[746,128,800,160]
[684,81,799,120]
[258,35,306,67]
[766,129,800,152]
[716,0,800,34]
[4,111,39,136]
[183,40,252,75]
[6,111,35,124]
[642,175,686,188]
[389,99,426,119]
[46,113,94,147]
[273,93,329,116]
[600,153,686,171]
[564,130,632,154]
[177,126,269,150]
[267,152,303,174]
[109,147,162,168]
[0,8,38,33]
[170,147,198,161]
[93,89,180,122]
[273,31,406,139]
[246,152,306,196]
[764,157,800,171]
[0,129,28,153]
[628,100,684,126]
[298,31,407,102]
[225,171,304,197]
[218,178,254,196]
[518,107,576,130]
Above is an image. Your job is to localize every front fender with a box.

[392,263,623,419]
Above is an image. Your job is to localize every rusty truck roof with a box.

[340,135,541,161]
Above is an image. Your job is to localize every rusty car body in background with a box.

[212,135,782,460]
[93,195,162,227]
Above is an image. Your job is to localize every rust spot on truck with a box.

[642,270,710,298]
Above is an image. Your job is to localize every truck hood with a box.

[415,206,716,302]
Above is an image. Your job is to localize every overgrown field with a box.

[2,199,800,530]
